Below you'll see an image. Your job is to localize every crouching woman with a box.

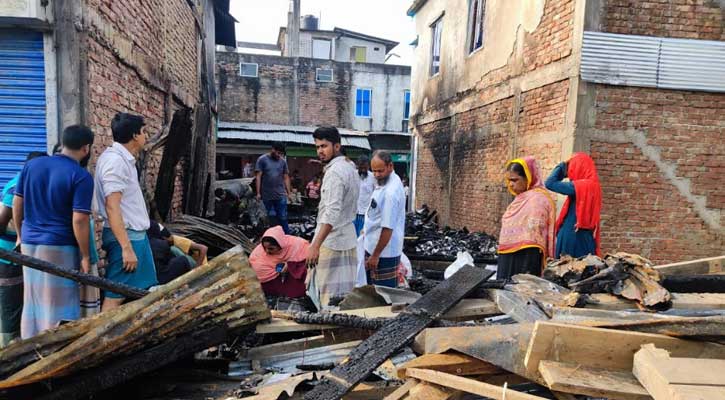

[249,226,309,300]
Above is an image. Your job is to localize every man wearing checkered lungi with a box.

[364,151,406,288]
[306,126,360,310]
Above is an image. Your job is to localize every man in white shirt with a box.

[306,126,359,309]
[95,113,158,311]
[354,155,376,237]
[363,150,406,288]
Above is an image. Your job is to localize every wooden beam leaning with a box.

[655,255,725,276]
[303,265,493,400]
[406,368,547,400]
[0,248,148,299]
[396,352,500,379]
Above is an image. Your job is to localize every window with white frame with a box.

[468,0,486,53]
[355,88,372,118]
[239,62,258,77]
[316,68,333,82]
[430,16,443,76]
[312,39,332,59]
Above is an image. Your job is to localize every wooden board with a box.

[655,255,725,276]
[538,360,651,400]
[257,299,500,334]
[405,368,546,400]
[413,324,536,382]
[586,292,725,310]
[633,344,725,400]
[247,335,328,360]
[407,381,459,400]
[397,352,500,379]
[487,289,549,322]
[383,379,418,400]
[523,321,725,379]
[303,266,493,400]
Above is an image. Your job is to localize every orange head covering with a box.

[248,226,310,283]
[499,157,557,261]
[555,153,603,256]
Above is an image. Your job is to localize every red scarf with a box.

[555,153,603,256]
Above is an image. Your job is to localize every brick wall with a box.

[415,118,453,223]
[297,59,352,127]
[603,0,724,40]
[413,0,577,237]
[589,85,724,264]
[217,54,295,125]
[217,53,354,127]
[83,0,199,219]
[415,80,570,236]
[523,0,575,71]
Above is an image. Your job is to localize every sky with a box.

[229,0,417,66]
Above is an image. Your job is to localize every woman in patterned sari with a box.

[497,157,556,280]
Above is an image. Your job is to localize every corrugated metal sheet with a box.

[218,129,371,150]
[659,38,725,92]
[582,31,660,88]
[581,31,725,93]
[0,30,47,188]
[218,121,369,137]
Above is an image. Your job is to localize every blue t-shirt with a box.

[255,154,288,201]
[15,155,94,246]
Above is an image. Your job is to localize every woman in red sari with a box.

[249,226,309,299]
[545,153,602,258]
[497,157,557,279]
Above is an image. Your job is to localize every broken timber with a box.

[0,248,148,299]
[18,326,228,400]
[633,344,725,400]
[662,274,725,293]
[303,265,493,400]
[524,321,725,380]
[406,368,547,400]
[654,255,725,276]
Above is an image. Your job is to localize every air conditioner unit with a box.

[0,0,53,24]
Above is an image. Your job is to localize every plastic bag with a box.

[443,251,475,279]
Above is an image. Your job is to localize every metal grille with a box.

[0,30,47,188]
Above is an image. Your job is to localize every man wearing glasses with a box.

[94,113,158,311]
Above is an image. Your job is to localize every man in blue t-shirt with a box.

[13,125,95,339]
[255,142,291,233]
[0,151,46,346]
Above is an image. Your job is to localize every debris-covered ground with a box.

[404,205,498,260]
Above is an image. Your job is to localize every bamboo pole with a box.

[0,249,148,299]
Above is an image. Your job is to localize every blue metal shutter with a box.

[0,30,47,188]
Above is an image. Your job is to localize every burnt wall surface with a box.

[588,85,724,264]
[84,0,200,219]
[413,0,577,237]
[415,79,571,236]
[217,53,353,128]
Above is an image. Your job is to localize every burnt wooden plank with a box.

[37,326,227,400]
[662,275,725,293]
[303,265,493,400]
[0,248,148,299]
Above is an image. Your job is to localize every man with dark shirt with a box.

[13,125,95,338]
[255,142,292,233]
